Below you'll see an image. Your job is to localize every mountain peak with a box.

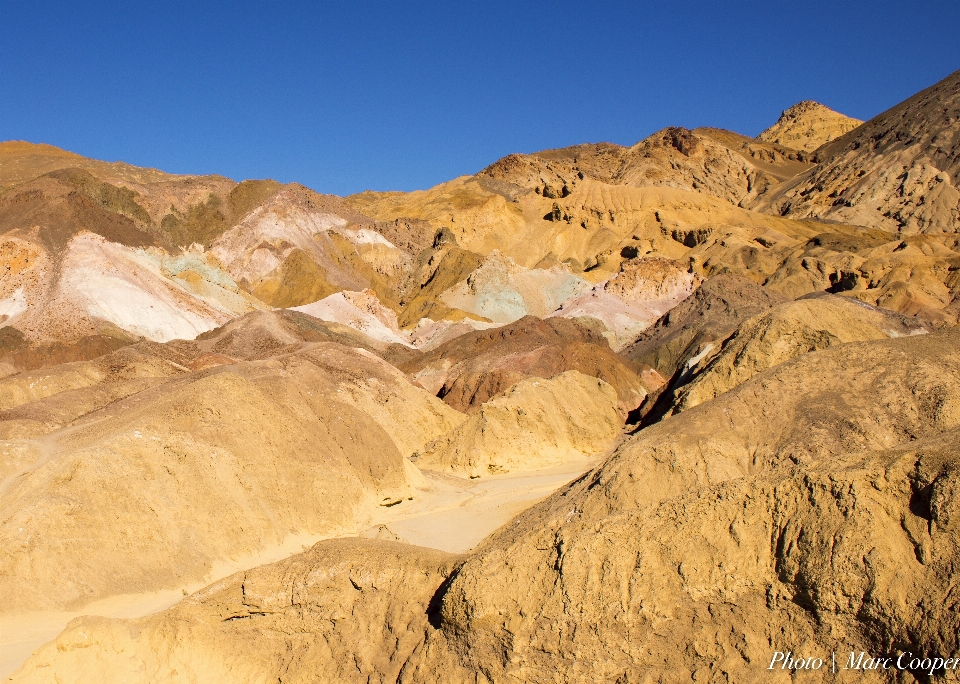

[757,100,862,152]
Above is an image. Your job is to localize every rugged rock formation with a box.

[622,273,789,382]
[550,255,700,349]
[407,327,960,682]
[476,125,813,208]
[14,327,960,683]
[293,289,413,347]
[756,100,862,153]
[403,316,649,416]
[5,66,960,684]
[438,250,591,325]
[415,371,621,476]
[755,69,960,235]
[9,539,461,684]
[209,184,412,308]
[670,293,931,413]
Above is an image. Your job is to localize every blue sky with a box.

[2,1,958,195]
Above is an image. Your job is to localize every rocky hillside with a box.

[3,68,960,683]
[756,100,862,152]
[0,339,463,612]
[754,69,960,234]
[13,327,960,683]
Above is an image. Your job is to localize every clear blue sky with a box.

[2,1,958,195]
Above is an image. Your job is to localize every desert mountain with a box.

[347,90,959,327]
[755,68,960,234]
[4,75,959,377]
[3,68,960,682]
[0,141,191,192]
[756,100,863,153]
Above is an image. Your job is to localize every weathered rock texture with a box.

[10,540,461,684]
[550,255,701,349]
[403,316,648,416]
[621,273,789,418]
[415,371,621,476]
[670,293,931,413]
[13,327,960,683]
[756,100,862,153]
[6,65,960,684]
[756,69,960,235]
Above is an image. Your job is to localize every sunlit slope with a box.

[0,342,462,613]
[756,100,862,153]
[755,69,960,235]
[14,327,960,683]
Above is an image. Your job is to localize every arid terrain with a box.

[1,69,959,682]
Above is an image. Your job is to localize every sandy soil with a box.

[0,457,597,678]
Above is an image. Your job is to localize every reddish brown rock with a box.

[402,315,649,415]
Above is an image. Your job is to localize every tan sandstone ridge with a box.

[668,293,931,414]
[755,69,960,235]
[414,371,622,477]
[13,327,960,683]
[4,69,960,373]
[0,342,463,613]
[351,73,958,329]
[756,100,863,153]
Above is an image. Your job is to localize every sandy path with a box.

[0,457,596,679]
[373,459,597,552]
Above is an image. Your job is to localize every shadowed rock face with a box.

[668,293,931,414]
[621,273,789,386]
[14,328,960,683]
[402,315,649,416]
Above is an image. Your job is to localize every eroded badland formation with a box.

[1,69,960,682]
